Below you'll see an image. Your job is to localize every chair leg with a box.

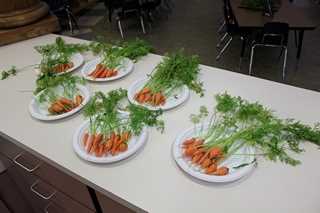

[249,45,256,75]
[282,47,288,80]
[67,12,73,34]
[140,15,146,34]
[117,19,124,39]
[216,36,232,61]
[69,12,79,30]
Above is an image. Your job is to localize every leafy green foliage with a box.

[1,66,17,80]
[36,74,85,104]
[191,93,320,166]
[144,50,204,97]
[35,37,89,75]
[83,89,164,136]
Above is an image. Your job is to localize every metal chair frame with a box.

[249,23,289,80]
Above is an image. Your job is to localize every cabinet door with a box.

[97,191,136,213]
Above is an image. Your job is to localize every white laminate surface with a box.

[0,34,320,213]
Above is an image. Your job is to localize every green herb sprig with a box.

[190,92,320,166]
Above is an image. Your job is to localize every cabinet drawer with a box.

[14,164,95,213]
[0,136,94,210]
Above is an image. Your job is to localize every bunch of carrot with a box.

[183,138,229,176]
[134,87,166,106]
[48,95,83,114]
[82,131,131,157]
[88,63,118,79]
[52,62,74,73]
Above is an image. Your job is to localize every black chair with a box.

[216,0,247,61]
[104,0,146,38]
[249,22,289,80]
[43,0,79,34]
[140,0,162,23]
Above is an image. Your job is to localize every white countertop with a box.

[0,34,320,213]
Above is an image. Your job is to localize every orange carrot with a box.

[184,146,198,157]
[60,97,74,107]
[140,87,151,94]
[118,143,128,152]
[85,134,95,153]
[192,153,203,164]
[212,167,229,176]
[75,95,83,106]
[209,147,222,159]
[201,158,212,169]
[205,163,217,174]
[89,134,103,154]
[83,132,89,146]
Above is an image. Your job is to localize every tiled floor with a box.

[61,0,320,92]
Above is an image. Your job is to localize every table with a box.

[230,0,317,59]
[1,34,320,213]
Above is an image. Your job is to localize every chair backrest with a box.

[262,22,289,46]
[223,0,239,32]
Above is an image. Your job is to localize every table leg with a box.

[239,36,246,71]
[297,30,304,59]
[87,186,103,213]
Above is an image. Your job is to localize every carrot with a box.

[205,163,217,174]
[83,132,89,146]
[96,144,104,157]
[137,94,145,103]
[111,135,122,155]
[98,69,107,78]
[192,153,203,164]
[159,94,166,105]
[112,70,118,76]
[60,97,74,107]
[89,64,102,76]
[155,93,162,105]
[89,134,103,154]
[198,149,211,165]
[184,146,198,157]
[201,158,212,169]
[85,134,95,153]
[193,148,205,156]
[118,143,128,152]
[209,147,222,159]
[140,87,151,94]
[51,103,64,113]
[105,70,113,78]
[212,166,229,176]
[122,131,131,142]
[75,95,83,106]
[103,138,113,153]
[93,68,104,79]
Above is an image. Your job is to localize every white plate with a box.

[73,119,148,163]
[29,85,90,121]
[127,78,190,111]
[172,124,256,183]
[81,57,134,82]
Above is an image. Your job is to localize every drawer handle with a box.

[13,152,41,172]
[30,180,56,200]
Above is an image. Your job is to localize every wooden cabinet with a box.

[0,135,138,213]
[0,136,95,213]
